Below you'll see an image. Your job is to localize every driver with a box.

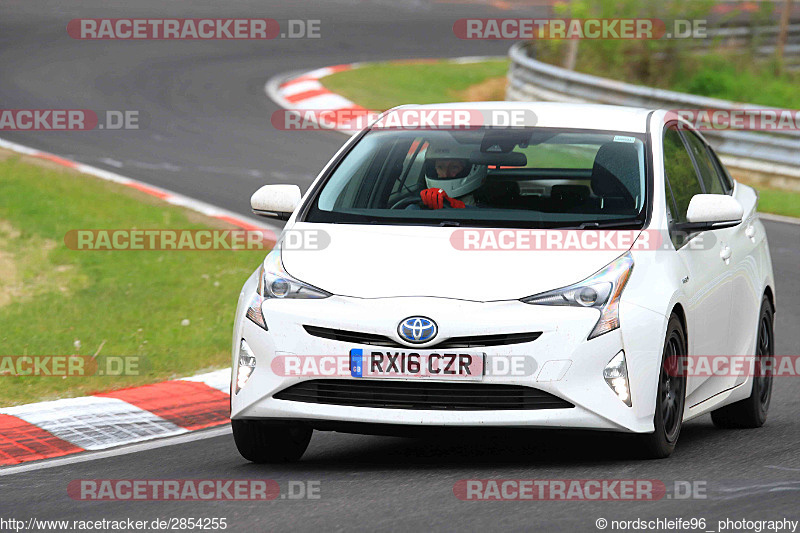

[419,140,488,209]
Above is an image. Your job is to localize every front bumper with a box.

[230,280,667,434]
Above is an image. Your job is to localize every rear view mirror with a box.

[251,184,302,221]
[470,151,527,167]
[676,194,743,232]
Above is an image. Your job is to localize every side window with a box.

[682,130,724,194]
[706,144,735,193]
[663,125,702,223]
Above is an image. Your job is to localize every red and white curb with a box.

[265,56,505,135]
[4,56,796,466]
[0,136,280,466]
[0,369,231,465]
[267,63,368,134]
[0,137,280,236]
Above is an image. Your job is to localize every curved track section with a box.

[1,1,799,531]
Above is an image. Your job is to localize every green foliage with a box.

[0,157,265,405]
[541,0,714,84]
[324,57,800,217]
[322,59,510,111]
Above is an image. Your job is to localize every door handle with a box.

[720,245,732,262]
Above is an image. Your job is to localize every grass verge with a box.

[0,152,266,406]
[322,59,509,111]
[754,187,800,219]
[321,60,800,218]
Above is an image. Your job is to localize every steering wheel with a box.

[390,195,423,209]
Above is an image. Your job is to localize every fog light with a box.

[603,350,632,407]
[236,339,257,394]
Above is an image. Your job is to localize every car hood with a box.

[280,223,639,301]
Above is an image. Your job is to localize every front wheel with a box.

[232,419,312,463]
[711,295,775,429]
[637,314,687,459]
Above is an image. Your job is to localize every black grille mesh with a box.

[303,325,541,349]
[274,379,574,411]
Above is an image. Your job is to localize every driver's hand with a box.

[420,188,466,209]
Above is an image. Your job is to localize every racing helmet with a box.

[424,139,487,198]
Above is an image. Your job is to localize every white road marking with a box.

[181,368,232,393]
[0,137,283,235]
[760,212,800,225]
[303,66,337,79]
[127,160,183,172]
[0,396,187,450]
[0,426,231,477]
[292,93,355,110]
[281,79,324,96]
[765,465,800,472]
[449,55,506,64]
[719,480,800,492]
[99,157,124,168]
[716,480,800,500]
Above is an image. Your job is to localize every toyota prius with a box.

[230,103,775,462]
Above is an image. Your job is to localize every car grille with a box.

[273,380,574,411]
[303,325,541,349]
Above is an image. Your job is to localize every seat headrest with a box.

[591,142,640,203]
[551,185,590,203]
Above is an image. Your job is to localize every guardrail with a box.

[701,24,800,58]
[506,41,800,190]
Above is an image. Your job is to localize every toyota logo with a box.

[397,316,437,344]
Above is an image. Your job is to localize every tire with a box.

[711,295,775,429]
[231,419,312,463]
[637,314,687,459]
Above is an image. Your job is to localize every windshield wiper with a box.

[576,220,642,229]
[364,219,461,227]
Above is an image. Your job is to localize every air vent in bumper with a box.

[303,325,541,349]
[273,379,574,411]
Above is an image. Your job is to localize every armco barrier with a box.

[506,41,800,191]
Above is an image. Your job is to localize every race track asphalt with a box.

[1,1,798,531]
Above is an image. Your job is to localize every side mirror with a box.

[251,184,302,221]
[676,194,743,232]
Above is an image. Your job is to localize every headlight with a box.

[259,246,331,300]
[521,252,634,339]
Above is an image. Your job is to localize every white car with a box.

[230,103,775,462]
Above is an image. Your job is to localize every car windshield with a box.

[305,127,648,228]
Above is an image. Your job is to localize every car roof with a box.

[381,102,654,134]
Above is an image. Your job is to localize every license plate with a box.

[349,348,484,381]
